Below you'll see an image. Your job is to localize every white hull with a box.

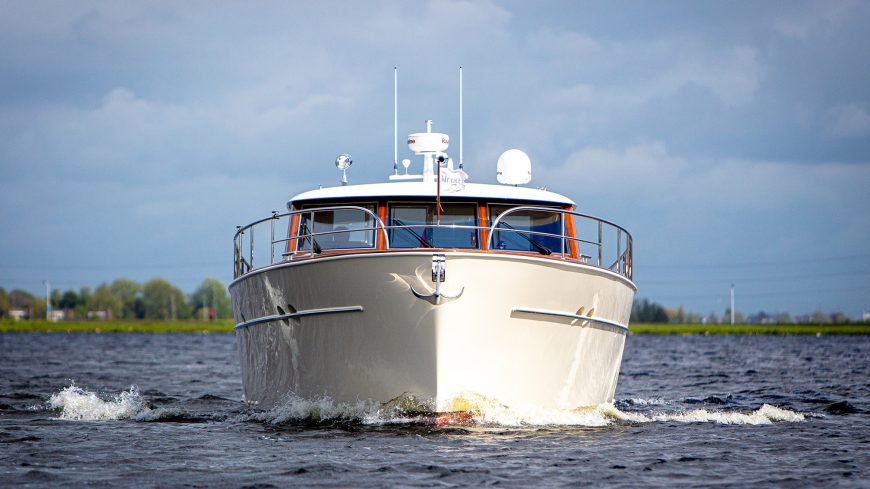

[230,252,635,411]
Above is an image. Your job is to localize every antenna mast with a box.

[459,66,463,171]
[393,67,398,175]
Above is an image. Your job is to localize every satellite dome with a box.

[496,149,532,185]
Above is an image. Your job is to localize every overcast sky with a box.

[1,0,868,318]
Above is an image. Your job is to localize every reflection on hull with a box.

[230,252,635,411]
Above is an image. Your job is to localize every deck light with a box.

[335,153,352,185]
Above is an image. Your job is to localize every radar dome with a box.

[496,149,532,185]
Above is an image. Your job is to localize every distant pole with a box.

[43,280,51,321]
[730,284,735,325]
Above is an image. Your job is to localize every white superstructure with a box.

[288,182,574,207]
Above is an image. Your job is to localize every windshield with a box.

[388,203,478,249]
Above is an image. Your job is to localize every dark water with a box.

[0,333,867,487]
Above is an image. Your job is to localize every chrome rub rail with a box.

[511,307,628,331]
[234,306,364,331]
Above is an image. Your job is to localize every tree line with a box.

[630,297,861,324]
[0,278,232,321]
[3,284,859,324]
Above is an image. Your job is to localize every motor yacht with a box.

[230,119,635,413]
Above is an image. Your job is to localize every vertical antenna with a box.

[459,66,463,171]
[393,67,398,175]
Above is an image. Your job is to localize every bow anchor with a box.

[411,254,464,305]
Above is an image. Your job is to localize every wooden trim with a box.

[563,205,579,259]
[286,206,300,254]
[377,202,387,250]
[478,202,489,251]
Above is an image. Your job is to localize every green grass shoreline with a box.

[2,320,869,334]
[0,320,235,333]
[629,323,870,335]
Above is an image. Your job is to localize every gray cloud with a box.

[1,0,868,316]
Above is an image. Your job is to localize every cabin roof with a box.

[288,182,575,208]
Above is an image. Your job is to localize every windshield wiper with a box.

[495,221,552,255]
[300,222,322,254]
[392,219,433,248]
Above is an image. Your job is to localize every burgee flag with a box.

[440,167,468,193]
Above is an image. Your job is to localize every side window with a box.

[488,205,562,254]
[388,204,479,249]
[297,205,377,251]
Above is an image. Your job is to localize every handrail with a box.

[488,206,633,245]
[234,204,632,281]
[232,206,387,242]
[488,206,633,279]
[233,206,389,278]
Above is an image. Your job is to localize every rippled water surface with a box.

[1,333,867,487]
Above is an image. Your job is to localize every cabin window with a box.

[297,204,377,251]
[488,205,563,254]
[388,203,479,249]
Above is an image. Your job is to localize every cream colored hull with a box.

[229,252,635,411]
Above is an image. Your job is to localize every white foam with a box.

[473,403,612,427]
[45,385,807,427]
[250,393,379,425]
[249,393,806,428]
[601,403,805,425]
[625,397,669,406]
[450,391,806,426]
[48,384,149,421]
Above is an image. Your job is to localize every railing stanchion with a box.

[270,211,278,265]
[309,211,315,256]
[597,221,603,267]
[616,229,622,274]
[560,212,566,258]
[233,229,239,278]
[239,228,245,274]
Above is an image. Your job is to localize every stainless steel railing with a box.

[233,206,389,278]
[233,205,632,280]
[488,206,632,279]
